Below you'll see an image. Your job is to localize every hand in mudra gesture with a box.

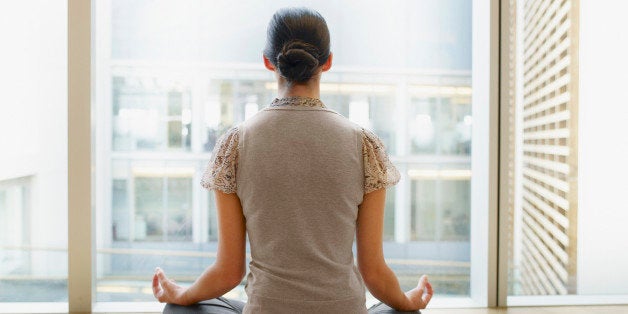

[152,267,188,305]
[405,275,433,310]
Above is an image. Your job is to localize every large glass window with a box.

[503,0,628,304]
[0,1,68,304]
[94,0,477,304]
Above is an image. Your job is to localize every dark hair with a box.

[264,8,331,83]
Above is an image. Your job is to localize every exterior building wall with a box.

[0,0,68,278]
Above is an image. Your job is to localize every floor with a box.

[122,305,628,314]
[427,306,628,313]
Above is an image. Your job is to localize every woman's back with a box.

[215,97,367,313]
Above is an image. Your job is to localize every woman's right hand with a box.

[404,275,433,310]
[152,267,189,305]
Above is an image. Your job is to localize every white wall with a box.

[0,1,68,276]
[578,0,628,294]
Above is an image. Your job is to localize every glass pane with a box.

[411,178,470,242]
[505,0,628,299]
[112,76,192,151]
[166,177,193,241]
[135,177,164,241]
[95,0,477,304]
[0,1,67,303]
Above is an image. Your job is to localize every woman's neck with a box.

[276,74,321,99]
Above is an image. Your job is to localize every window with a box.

[0,0,68,308]
[94,0,486,307]
[501,0,628,305]
[112,77,193,152]
[111,163,194,242]
[0,179,33,299]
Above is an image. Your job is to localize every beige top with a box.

[201,97,399,314]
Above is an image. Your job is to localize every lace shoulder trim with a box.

[200,126,240,194]
[362,128,400,194]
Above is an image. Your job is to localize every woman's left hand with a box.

[152,267,189,305]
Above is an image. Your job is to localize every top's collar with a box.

[269,96,326,109]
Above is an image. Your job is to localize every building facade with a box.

[512,0,580,295]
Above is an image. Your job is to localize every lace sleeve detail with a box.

[362,128,400,194]
[200,126,240,194]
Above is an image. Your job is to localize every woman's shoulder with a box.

[211,125,241,156]
[312,105,365,133]
[216,125,240,144]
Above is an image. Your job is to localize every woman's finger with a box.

[417,275,427,287]
[415,275,428,294]
[414,287,424,298]
[423,293,432,307]
[152,274,164,300]
[425,281,433,296]
[152,273,159,290]
[422,281,433,306]
[156,268,171,289]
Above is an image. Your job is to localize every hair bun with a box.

[276,41,320,82]
[264,8,331,83]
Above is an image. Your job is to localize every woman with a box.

[153,7,433,314]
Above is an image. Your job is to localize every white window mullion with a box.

[394,80,411,243]
[94,0,113,279]
[470,0,499,308]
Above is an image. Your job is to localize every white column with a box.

[470,0,499,307]
[394,79,411,243]
[192,73,206,243]
[94,0,113,279]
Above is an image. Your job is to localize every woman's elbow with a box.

[359,263,383,287]
[225,265,246,288]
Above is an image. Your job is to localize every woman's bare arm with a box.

[153,190,247,305]
[356,188,433,311]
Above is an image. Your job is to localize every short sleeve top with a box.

[199,96,400,313]
[201,98,399,194]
